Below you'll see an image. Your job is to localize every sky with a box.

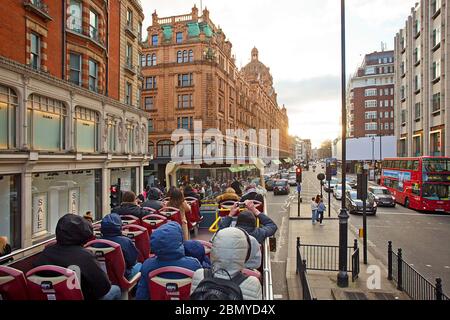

[140,0,417,148]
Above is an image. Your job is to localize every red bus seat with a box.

[159,207,182,226]
[148,266,194,300]
[26,265,83,300]
[0,266,29,300]
[84,239,141,295]
[141,214,168,234]
[122,224,150,263]
[120,215,141,226]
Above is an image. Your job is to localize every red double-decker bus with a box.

[380,156,450,213]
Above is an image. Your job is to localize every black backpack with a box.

[190,269,248,300]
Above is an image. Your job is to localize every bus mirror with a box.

[269,237,277,252]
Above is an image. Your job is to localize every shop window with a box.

[75,106,99,153]
[110,167,136,193]
[0,174,21,251]
[0,85,18,149]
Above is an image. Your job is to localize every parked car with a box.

[287,175,297,186]
[324,177,339,192]
[333,183,353,200]
[273,179,290,195]
[265,179,275,191]
[368,186,396,207]
[347,178,357,188]
[345,190,377,215]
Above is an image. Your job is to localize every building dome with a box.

[242,47,275,97]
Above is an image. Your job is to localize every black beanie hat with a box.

[236,211,256,229]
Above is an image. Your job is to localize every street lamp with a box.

[337,0,349,288]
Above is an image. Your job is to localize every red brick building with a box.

[347,51,395,138]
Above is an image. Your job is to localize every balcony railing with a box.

[24,0,52,21]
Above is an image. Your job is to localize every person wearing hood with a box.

[135,221,202,300]
[141,187,163,211]
[240,183,264,204]
[184,240,211,269]
[190,227,262,300]
[112,191,148,219]
[216,187,240,203]
[100,213,142,279]
[33,214,121,300]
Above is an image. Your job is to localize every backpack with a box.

[190,269,248,300]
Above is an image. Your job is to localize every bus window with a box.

[406,161,413,170]
[400,161,407,169]
[394,160,400,169]
[412,161,419,171]
[422,184,449,200]
[412,183,420,196]
[384,178,392,188]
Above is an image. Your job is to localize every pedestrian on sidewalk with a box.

[317,196,326,226]
[310,197,318,225]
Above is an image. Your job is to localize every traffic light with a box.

[110,184,121,209]
[296,166,302,183]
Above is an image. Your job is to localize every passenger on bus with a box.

[231,177,243,196]
[83,211,94,224]
[0,236,12,258]
[240,183,264,204]
[216,187,240,203]
[100,213,142,280]
[135,222,202,300]
[183,184,201,205]
[33,214,121,300]
[112,191,148,219]
[167,188,191,241]
[141,187,164,211]
[184,240,212,269]
[190,227,262,300]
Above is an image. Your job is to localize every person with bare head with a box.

[112,190,147,219]
[167,188,191,241]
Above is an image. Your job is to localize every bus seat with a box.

[141,214,168,234]
[159,207,182,226]
[84,239,141,295]
[148,266,194,300]
[142,207,159,214]
[26,265,83,300]
[0,265,29,300]
[122,224,150,263]
[120,215,141,226]
[185,198,202,223]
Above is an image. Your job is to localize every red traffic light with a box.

[296,167,302,173]
[110,186,117,193]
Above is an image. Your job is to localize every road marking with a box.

[274,216,287,262]
[445,266,450,269]
[426,265,432,267]
[274,294,283,299]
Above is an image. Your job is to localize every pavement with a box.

[284,172,409,300]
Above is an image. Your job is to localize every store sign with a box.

[69,188,80,215]
[382,170,411,181]
[32,193,48,237]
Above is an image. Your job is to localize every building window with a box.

[145,53,156,66]
[384,123,389,130]
[401,109,406,124]
[144,97,154,110]
[432,27,441,47]
[30,33,41,69]
[364,122,377,131]
[432,61,441,80]
[364,89,377,97]
[379,112,383,118]
[364,100,377,108]
[399,139,407,157]
[414,103,421,120]
[157,140,174,158]
[431,0,441,15]
[125,82,132,105]
[177,51,183,63]
[126,43,132,66]
[413,47,420,64]
[126,9,133,27]
[432,93,441,112]
[365,111,377,120]
[400,61,405,75]
[177,117,193,130]
[145,76,157,90]
[148,119,154,133]
[126,122,136,154]
[106,117,117,153]
[384,111,389,118]
[414,19,420,36]
[69,53,82,85]
[400,86,405,100]
[0,174,21,250]
[365,67,376,75]
[413,135,422,156]
[75,106,99,153]
[189,49,194,62]
[140,54,146,67]
[176,32,183,44]
[177,94,193,109]
[152,34,158,46]
[183,50,188,63]
[384,100,389,107]
[414,75,420,92]
[138,22,142,41]
[89,10,99,41]
[148,142,154,156]
[88,59,98,92]
[178,73,193,87]
[430,131,442,156]
[0,85,18,150]
[27,94,66,151]
[68,0,82,33]
[390,123,393,130]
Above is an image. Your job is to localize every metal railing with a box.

[296,237,314,300]
[388,241,449,300]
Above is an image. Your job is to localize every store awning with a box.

[272,160,282,165]
[229,165,251,173]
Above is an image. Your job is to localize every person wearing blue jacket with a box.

[317,196,326,225]
[135,221,202,300]
[183,240,211,269]
[100,213,142,280]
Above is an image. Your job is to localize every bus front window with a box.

[422,184,450,200]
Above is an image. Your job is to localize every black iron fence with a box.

[388,241,449,300]
[351,246,360,282]
[296,237,314,300]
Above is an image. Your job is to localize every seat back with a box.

[0,266,29,300]
[159,207,182,226]
[148,266,194,300]
[185,198,201,223]
[218,200,237,210]
[120,215,141,226]
[84,239,129,289]
[142,207,158,215]
[26,265,83,300]
[122,224,150,263]
[92,223,102,238]
[141,214,168,234]
[196,240,212,259]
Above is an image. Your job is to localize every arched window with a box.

[157,140,174,158]
[0,84,18,149]
[177,51,182,63]
[141,54,146,67]
[27,94,66,151]
[146,54,152,66]
[183,50,188,63]
[188,50,194,62]
[151,54,157,66]
[75,106,99,153]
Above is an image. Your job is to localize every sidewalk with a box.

[286,199,409,300]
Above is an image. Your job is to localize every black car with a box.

[345,190,377,215]
[368,186,396,207]
[266,179,275,191]
[273,179,290,195]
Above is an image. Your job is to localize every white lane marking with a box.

[274,216,287,262]
[444,266,450,269]
[274,294,283,299]
[426,265,432,267]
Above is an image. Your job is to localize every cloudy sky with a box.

[141,0,417,147]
